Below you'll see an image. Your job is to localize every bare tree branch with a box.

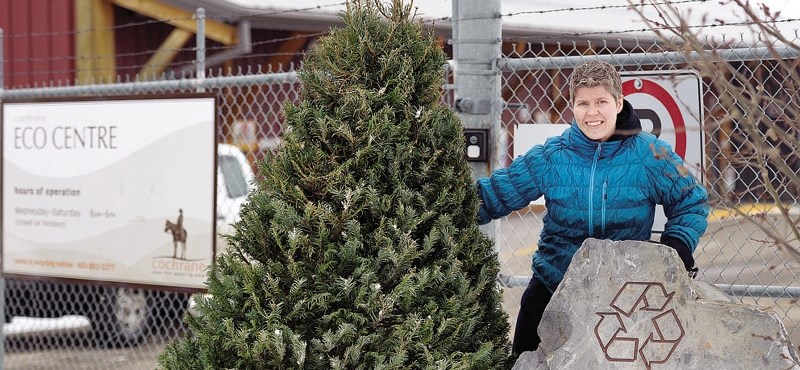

[629,0,800,262]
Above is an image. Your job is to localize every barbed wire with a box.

[422,0,713,25]
[4,64,303,88]
[4,1,789,43]
[248,31,328,48]
[503,0,711,18]
[3,15,194,39]
[3,0,799,80]
[566,16,800,37]
[5,0,796,39]
[3,46,310,78]
[2,46,195,65]
[2,3,342,39]
[2,30,324,67]
[226,51,305,61]
[2,53,307,83]
[420,0,799,41]
[213,2,347,22]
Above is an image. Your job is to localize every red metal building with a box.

[0,0,74,88]
[0,0,318,89]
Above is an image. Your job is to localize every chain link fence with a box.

[2,24,800,370]
[495,38,800,347]
[0,73,300,369]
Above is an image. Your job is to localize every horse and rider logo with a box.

[164,208,188,259]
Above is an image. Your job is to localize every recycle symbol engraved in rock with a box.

[594,281,685,369]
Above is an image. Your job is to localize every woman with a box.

[476,60,708,354]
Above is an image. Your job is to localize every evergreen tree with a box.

[159,0,511,368]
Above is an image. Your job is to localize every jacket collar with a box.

[565,99,642,159]
[608,100,642,141]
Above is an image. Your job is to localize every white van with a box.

[216,143,256,250]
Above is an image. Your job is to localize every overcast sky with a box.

[188,0,800,41]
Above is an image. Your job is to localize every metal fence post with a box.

[196,8,206,92]
[451,0,502,241]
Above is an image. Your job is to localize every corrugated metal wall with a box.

[0,1,318,87]
[0,0,74,88]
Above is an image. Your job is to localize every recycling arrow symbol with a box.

[594,282,685,369]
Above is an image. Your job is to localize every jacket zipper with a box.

[602,181,608,236]
[588,142,602,237]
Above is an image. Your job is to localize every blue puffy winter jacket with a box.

[477,102,708,292]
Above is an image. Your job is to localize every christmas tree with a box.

[159,0,511,368]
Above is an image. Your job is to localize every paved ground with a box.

[5,206,800,367]
[3,317,172,370]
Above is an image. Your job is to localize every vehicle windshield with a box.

[218,155,248,198]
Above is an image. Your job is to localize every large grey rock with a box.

[513,238,800,370]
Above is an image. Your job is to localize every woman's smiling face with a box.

[572,85,623,142]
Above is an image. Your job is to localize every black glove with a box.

[660,236,699,279]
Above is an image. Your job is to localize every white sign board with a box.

[621,70,704,179]
[513,123,569,158]
[513,70,704,232]
[2,96,216,289]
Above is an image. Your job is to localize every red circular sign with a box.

[622,79,687,159]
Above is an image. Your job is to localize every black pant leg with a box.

[512,276,553,354]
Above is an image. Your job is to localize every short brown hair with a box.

[568,60,622,103]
